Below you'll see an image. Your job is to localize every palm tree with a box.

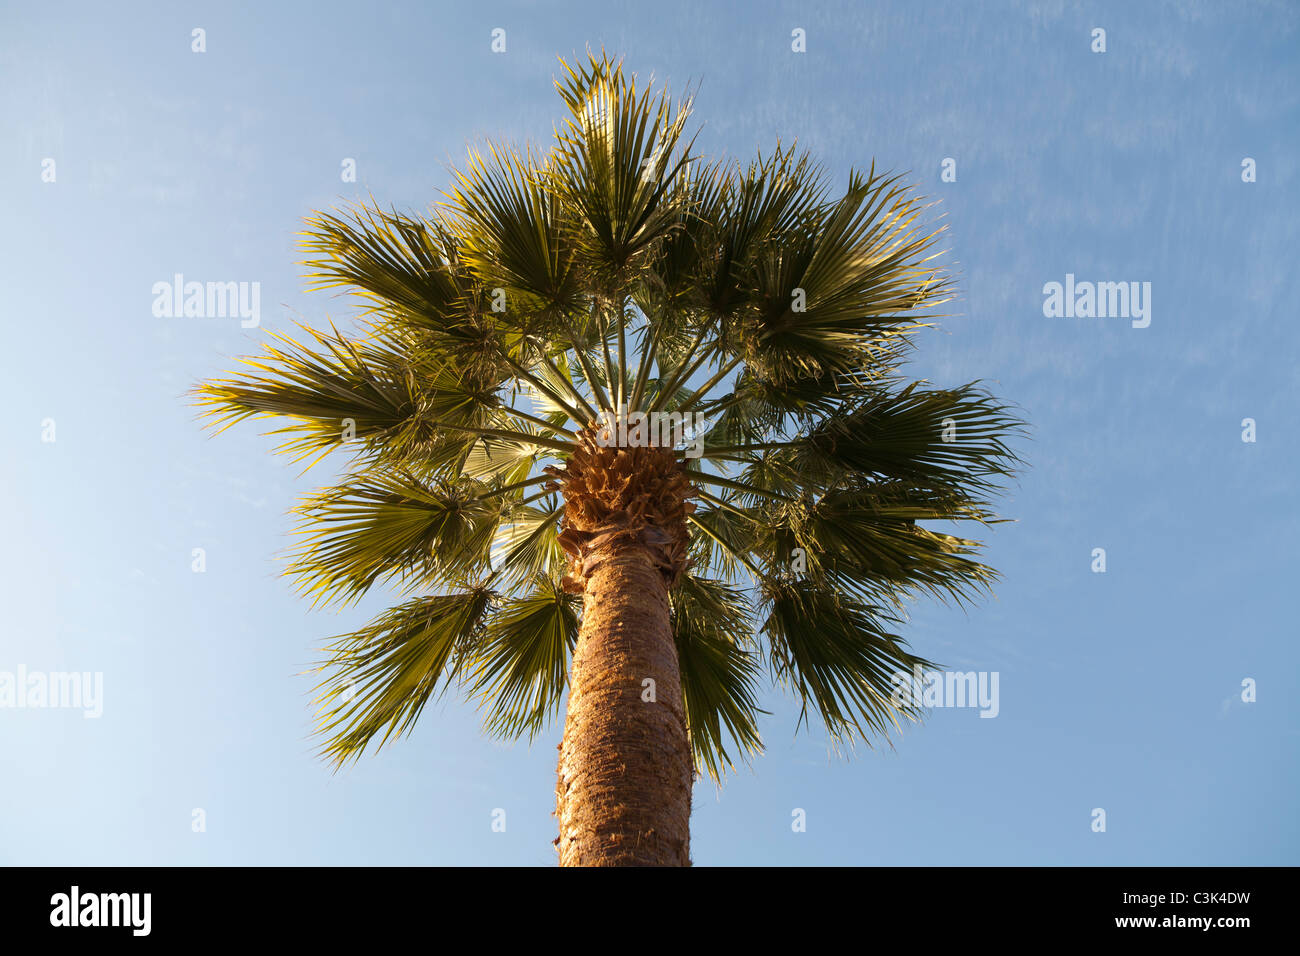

[195,52,1023,867]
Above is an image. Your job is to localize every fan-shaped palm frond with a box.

[470,574,579,740]
[312,588,493,766]
[672,575,765,779]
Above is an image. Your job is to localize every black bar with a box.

[0,866,1284,941]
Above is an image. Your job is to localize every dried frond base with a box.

[544,431,695,593]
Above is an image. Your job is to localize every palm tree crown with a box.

[196,52,1023,786]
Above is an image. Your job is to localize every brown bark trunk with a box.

[555,539,693,866]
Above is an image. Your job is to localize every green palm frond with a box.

[747,166,951,376]
[444,143,586,321]
[635,157,731,312]
[301,204,476,332]
[460,434,538,483]
[696,145,829,320]
[763,483,998,610]
[489,503,566,589]
[288,473,505,607]
[549,51,697,282]
[672,575,765,779]
[312,589,493,766]
[793,381,1024,494]
[760,578,931,746]
[471,575,579,740]
[194,323,419,465]
[686,500,761,580]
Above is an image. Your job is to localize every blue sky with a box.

[1,0,1296,865]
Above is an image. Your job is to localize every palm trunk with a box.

[555,540,693,866]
